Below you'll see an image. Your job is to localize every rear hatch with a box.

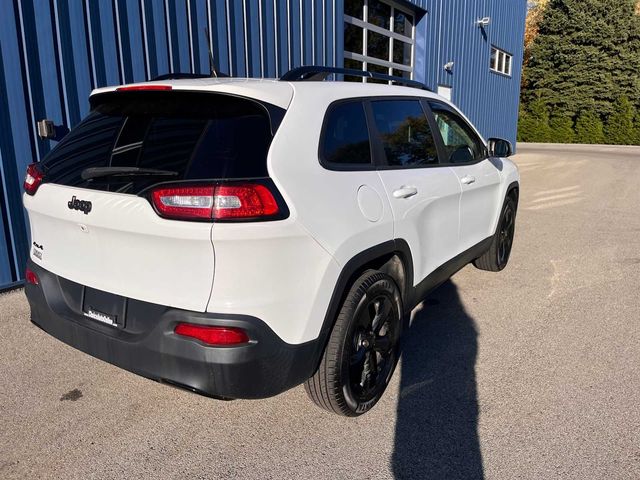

[24,89,284,312]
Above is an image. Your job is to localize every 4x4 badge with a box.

[68,196,92,215]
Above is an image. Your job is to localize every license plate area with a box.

[82,287,126,328]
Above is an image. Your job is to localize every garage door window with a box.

[344,0,414,82]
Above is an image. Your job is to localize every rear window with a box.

[40,91,280,193]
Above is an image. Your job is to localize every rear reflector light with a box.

[174,323,249,346]
[25,267,39,285]
[24,163,44,195]
[151,183,280,221]
[116,85,172,91]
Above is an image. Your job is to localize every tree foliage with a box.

[517,98,551,142]
[548,114,575,143]
[574,109,605,144]
[605,96,636,144]
[519,0,640,144]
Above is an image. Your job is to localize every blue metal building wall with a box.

[411,0,526,144]
[0,0,525,290]
[0,0,343,289]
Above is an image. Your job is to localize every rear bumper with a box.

[25,261,318,399]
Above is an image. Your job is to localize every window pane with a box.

[367,30,390,61]
[504,54,512,75]
[392,69,411,79]
[345,22,363,54]
[367,62,389,83]
[41,92,276,191]
[393,10,413,36]
[498,51,505,73]
[368,0,391,29]
[345,0,364,20]
[490,48,497,70]
[323,102,371,165]
[430,104,485,164]
[371,100,439,167]
[344,58,364,82]
[393,39,412,66]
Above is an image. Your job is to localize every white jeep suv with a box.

[23,67,519,416]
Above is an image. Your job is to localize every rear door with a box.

[23,91,279,312]
[371,98,462,284]
[428,101,502,252]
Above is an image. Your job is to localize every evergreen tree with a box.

[548,113,575,143]
[518,98,552,142]
[632,111,640,145]
[522,0,640,120]
[574,110,605,144]
[605,96,636,144]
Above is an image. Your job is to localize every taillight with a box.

[150,183,282,221]
[151,185,215,220]
[25,267,39,285]
[213,184,279,219]
[24,163,44,195]
[174,323,249,346]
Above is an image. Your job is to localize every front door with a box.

[370,98,462,285]
[428,102,502,252]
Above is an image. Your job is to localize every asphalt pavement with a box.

[1,143,639,479]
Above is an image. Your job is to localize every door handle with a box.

[461,175,476,185]
[393,186,418,199]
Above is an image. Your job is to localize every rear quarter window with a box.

[320,101,372,168]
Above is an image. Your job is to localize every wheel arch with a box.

[506,181,519,208]
[309,240,414,371]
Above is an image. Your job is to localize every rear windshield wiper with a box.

[81,167,179,181]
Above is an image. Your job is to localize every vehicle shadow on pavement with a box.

[392,280,483,480]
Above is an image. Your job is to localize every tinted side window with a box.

[371,100,438,168]
[322,102,372,165]
[429,103,486,164]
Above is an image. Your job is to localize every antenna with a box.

[204,27,218,78]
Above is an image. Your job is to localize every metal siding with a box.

[406,0,526,145]
[0,0,523,290]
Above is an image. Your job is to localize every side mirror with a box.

[488,138,513,158]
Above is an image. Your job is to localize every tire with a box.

[304,270,403,417]
[474,195,517,272]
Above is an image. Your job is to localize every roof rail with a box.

[280,66,431,91]
[151,72,229,81]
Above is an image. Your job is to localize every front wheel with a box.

[474,195,517,272]
[305,270,403,416]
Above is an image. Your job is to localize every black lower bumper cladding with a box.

[25,260,317,399]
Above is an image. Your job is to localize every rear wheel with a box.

[474,195,517,272]
[305,270,402,416]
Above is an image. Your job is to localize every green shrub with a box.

[605,96,636,145]
[632,111,640,145]
[517,99,552,142]
[548,114,575,143]
[574,110,605,144]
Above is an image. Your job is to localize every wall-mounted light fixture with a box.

[444,61,454,73]
[476,17,491,28]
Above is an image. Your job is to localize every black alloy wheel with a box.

[497,202,515,268]
[305,270,403,416]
